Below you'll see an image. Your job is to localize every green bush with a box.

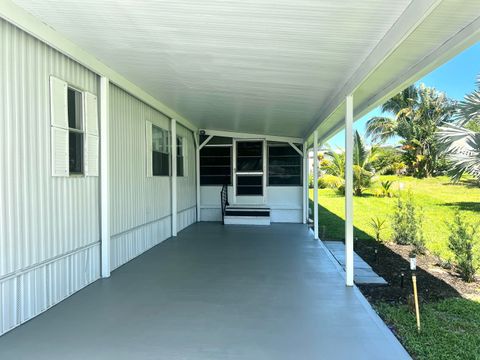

[391,195,426,253]
[318,174,343,189]
[447,211,479,282]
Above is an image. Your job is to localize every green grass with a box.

[312,175,480,260]
[376,298,480,360]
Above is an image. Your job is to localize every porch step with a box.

[224,205,271,225]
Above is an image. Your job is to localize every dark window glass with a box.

[69,132,83,174]
[67,87,84,174]
[200,146,231,185]
[236,141,262,171]
[67,88,83,130]
[152,125,170,176]
[236,175,263,195]
[268,143,302,186]
[177,136,184,176]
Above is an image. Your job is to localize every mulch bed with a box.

[343,239,479,304]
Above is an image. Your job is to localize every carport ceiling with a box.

[12,0,480,140]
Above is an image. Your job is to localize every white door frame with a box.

[232,138,267,205]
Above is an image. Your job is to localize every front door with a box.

[233,140,266,204]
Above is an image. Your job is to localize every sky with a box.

[326,41,480,148]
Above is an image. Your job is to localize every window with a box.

[177,136,184,177]
[67,88,84,174]
[200,136,232,185]
[49,76,99,177]
[268,143,302,186]
[152,125,170,176]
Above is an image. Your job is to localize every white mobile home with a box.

[0,0,479,358]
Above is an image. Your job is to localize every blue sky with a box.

[326,42,480,148]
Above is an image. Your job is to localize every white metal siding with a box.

[176,123,196,231]
[0,18,100,335]
[109,85,197,270]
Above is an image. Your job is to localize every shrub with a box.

[391,195,426,253]
[446,211,479,282]
[318,174,343,189]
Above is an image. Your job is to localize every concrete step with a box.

[224,205,271,225]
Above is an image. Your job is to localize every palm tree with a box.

[366,84,455,178]
[322,131,384,196]
[438,77,480,184]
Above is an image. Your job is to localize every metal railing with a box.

[220,183,229,224]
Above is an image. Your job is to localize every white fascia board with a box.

[202,129,303,144]
[0,0,197,133]
[304,0,442,143]
[309,14,480,147]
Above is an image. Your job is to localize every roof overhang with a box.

[2,0,480,143]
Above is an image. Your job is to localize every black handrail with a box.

[220,183,229,224]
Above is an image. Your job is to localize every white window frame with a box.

[147,122,171,177]
[50,76,99,177]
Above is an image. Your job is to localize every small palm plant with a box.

[380,180,393,197]
[370,216,387,242]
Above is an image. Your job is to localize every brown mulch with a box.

[351,239,480,304]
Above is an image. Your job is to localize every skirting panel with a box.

[0,244,100,336]
[110,216,172,271]
[200,207,222,222]
[177,206,197,232]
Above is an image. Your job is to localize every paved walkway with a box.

[0,223,408,360]
[323,241,387,285]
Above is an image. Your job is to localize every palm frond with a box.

[365,116,396,143]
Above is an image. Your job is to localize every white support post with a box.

[100,76,110,278]
[313,131,319,239]
[194,133,201,222]
[302,141,307,224]
[345,95,354,287]
[171,118,177,236]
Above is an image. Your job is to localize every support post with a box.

[100,76,110,278]
[302,141,307,224]
[194,133,201,222]
[171,118,177,236]
[313,131,319,239]
[345,95,354,286]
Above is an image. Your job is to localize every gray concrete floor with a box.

[0,223,410,360]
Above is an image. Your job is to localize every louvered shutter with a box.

[51,127,69,176]
[84,92,99,176]
[50,76,69,176]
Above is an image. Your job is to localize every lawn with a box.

[311,175,480,261]
[376,298,480,360]
[312,175,480,359]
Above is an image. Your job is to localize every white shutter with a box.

[146,121,153,177]
[84,92,98,135]
[50,76,68,129]
[85,134,99,176]
[51,127,69,176]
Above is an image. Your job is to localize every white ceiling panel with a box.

[13,0,412,137]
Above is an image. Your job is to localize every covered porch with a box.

[0,223,408,359]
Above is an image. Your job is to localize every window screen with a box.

[200,146,231,185]
[268,143,302,186]
[67,87,84,174]
[152,125,170,176]
[177,136,184,177]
